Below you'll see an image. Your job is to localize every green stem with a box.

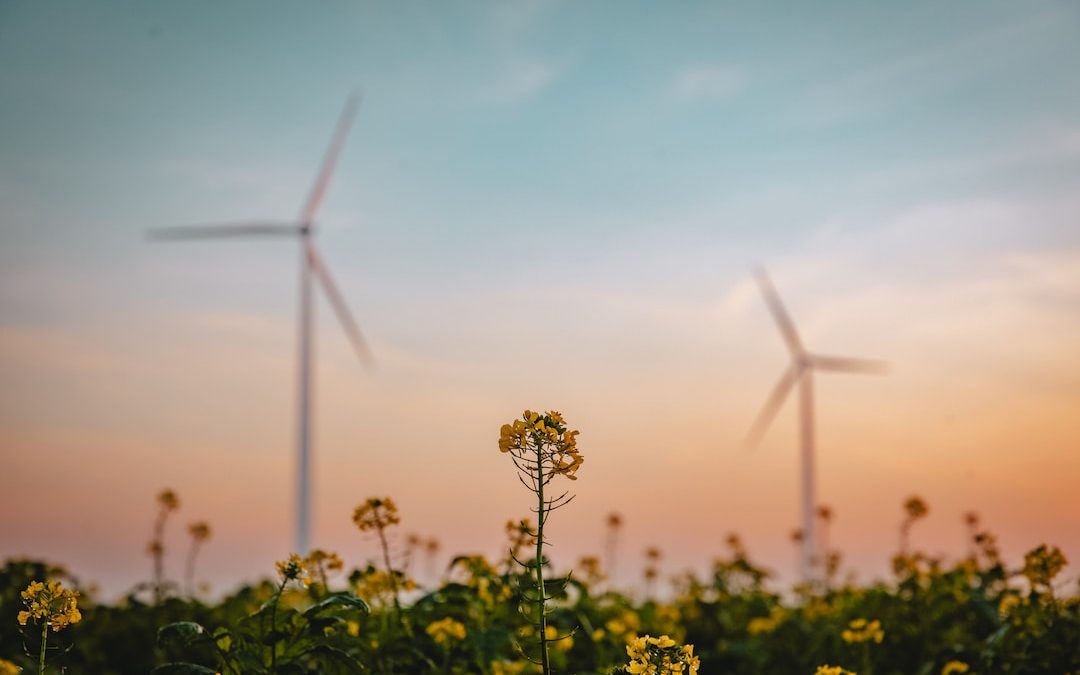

[152,507,170,604]
[39,621,48,674]
[376,522,412,636]
[535,438,550,675]
[268,578,286,670]
[318,563,328,593]
[377,524,401,614]
[185,541,200,598]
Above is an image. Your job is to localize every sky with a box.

[1,1,1079,598]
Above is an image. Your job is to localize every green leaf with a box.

[212,626,232,653]
[303,592,370,617]
[157,622,210,648]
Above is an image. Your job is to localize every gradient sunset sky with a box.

[2,1,1079,597]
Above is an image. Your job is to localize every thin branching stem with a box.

[38,620,48,675]
[534,432,551,675]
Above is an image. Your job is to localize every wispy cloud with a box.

[672,64,745,101]
[487,59,563,103]
[790,9,1068,126]
[476,0,568,104]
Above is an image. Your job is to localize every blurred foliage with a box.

[1,532,1076,674]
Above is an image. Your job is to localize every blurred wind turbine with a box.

[150,93,373,554]
[745,267,886,583]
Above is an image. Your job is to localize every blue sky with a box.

[2,1,1079,595]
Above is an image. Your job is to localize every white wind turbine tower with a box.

[745,267,886,583]
[151,94,373,554]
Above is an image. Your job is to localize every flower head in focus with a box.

[18,580,82,632]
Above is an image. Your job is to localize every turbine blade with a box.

[753,267,804,356]
[745,364,800,448]
[300,92,361,225]
[148,222,302,241]
[810,354,889,374]
[306,244,374,367]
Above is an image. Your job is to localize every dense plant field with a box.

[2,412,1077,674]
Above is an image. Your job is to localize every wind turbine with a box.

[745,267,885,583]
[151,94,373,554]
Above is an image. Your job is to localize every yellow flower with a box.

[275,554,311,587]
[0,659,21,675]
[748,606,786,636]
[1022,544,1067,589]
[841,618,883,644]
[19,580,81,632]
[815,667,856,675]
[941,661,969,675]
[352,568,413,604]
[623,635,698,675]
[188,521,211,541]
[157,489,180,511]
[426,617,467,645]
[490,661,530,675]
[498,410,584,481]
[305,549,345,577]
[997,593,1022,618]
[903,496,928,520]
[353,497,401,532]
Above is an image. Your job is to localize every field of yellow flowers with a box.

[2,412,1077,674]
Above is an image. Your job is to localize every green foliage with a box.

[150,589,369,674]
[2,541,1077,674]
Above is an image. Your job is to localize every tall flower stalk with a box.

[605,512,623,588]
[149,489,180,604]
[269,555,310,669]
[184,521,211,598]
[899,496,928,555]
[499,409,583,675]
[353,497,408,628]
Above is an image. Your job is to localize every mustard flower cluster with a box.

[489,660,532,675]
[426,617,467,645]
[747,606,787,636]
[275,554,312,587]
[815,667,856,675]
[903,496,928,520]
[352,497,401,532]
[352,568,416,604]
[0,658,20,675]
[18,580,82,632]
[498,410,583,480]
[157,489,180,511]
[840,618,884,644]
[604,610,641,640]
[1022,544,1067,589]
[188,521,211,541]
[576,555,605,584]
[624,635,700,675]
[305,549,344,573]
[941,661,970,675]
